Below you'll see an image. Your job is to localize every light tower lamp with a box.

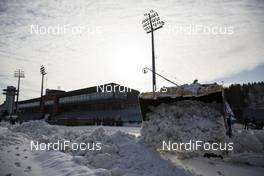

[14,69,25,113]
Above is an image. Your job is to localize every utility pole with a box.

[40,65,47,109]
[14,69,25,113]
[142,10,164,93]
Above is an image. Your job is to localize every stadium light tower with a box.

[14,69,25,112]
[40,65,47,101]
[142,10,164,93]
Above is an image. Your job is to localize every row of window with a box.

[19,102,40,108]
[59,92,126,104]
[19,92,128,108]
[45,100,54,105]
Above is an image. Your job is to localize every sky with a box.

[0,0,264,104]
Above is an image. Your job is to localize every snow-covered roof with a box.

[139,83,223,99]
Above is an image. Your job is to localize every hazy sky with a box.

[0,0,264,103]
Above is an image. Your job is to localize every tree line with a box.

[225,81,264,120]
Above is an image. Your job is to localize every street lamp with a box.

[40,65,47,107]
[142,10,164,93]
[14,69,25,112]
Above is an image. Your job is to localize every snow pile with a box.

[0,127,24,149]
[2,119,264,175]
[0,121,12,128]
[141,100,227,158]
[1,121,191,176]
[226,153,264,167]
[230,129,264,153]
[11,120,59,142]
[179,83,202,95]
[35,150,112,176]
[225,129,264,167]
[69,127,191,176]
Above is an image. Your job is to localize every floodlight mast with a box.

[14,69,25,113]
[142,10,164,94]
[40,65,47,109]
[149,13,156,93]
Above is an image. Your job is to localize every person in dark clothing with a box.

[10,117,15,125]
[244,117,249,130]
[227,116,232,137]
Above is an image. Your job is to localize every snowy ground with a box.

[0,120,264,176]
[0,121,190,176]
[167,155,264,176]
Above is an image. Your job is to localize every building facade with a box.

[18,83,142,125]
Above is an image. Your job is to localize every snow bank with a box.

[11,120,59,142]
[1,121,191,176]
[0,121,12,128]
[70,127,191,176]
[2,118,264,175]
[141,100,227,158]
[35,150,112,176]
[230,129,264,153]
[226,153,264,167]
[0,127,24,149]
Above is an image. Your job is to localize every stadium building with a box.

[2,83,142,125]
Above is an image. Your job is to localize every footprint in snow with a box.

[5,174,12,176]
[24,156,28,159]
[208,161,215,165]
[15,153,20,156]
[14,162,21,167]
[24,166,32,173]
[15,147,19,150]
[217,171,224,176]
[23,149,27,152]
